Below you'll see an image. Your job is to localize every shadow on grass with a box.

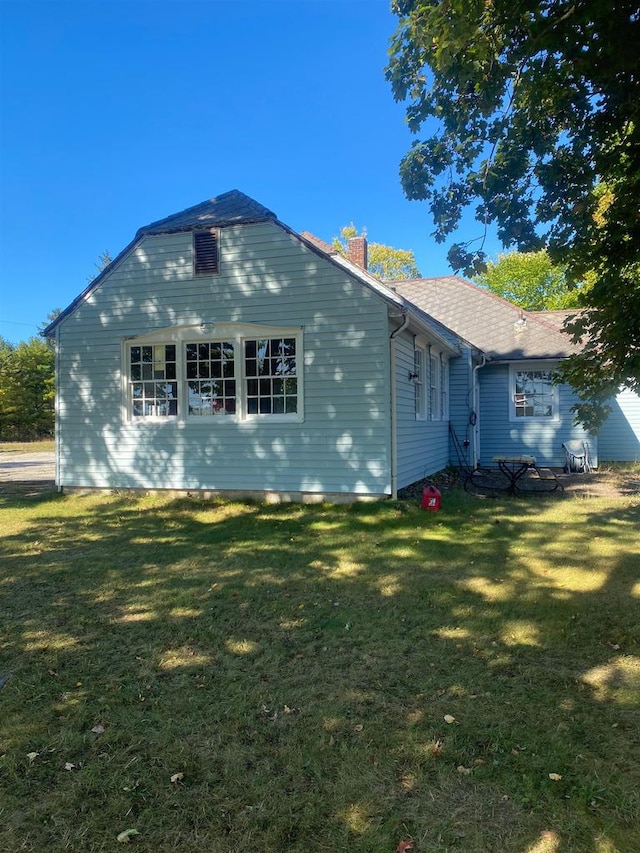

[1,489,639,852]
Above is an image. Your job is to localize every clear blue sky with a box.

[0,0,500,344]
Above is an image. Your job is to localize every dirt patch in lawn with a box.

[400,465,640,501]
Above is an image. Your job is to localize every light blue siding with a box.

[394,330,450,488]
[56,222,393,497]
[478,362,596,467]
[599,389,640,461]
[448,350,474,469]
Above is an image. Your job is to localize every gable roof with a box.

[44,191,457,356]
[137,189,278,237]
[394,276,581,361]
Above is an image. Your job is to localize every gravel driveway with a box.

[0,451,55,483]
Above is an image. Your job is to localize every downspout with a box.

[389,313,409,499]
[471,354,487,469]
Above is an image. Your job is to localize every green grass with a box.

[1,486,639,852]
[0,439,55,453]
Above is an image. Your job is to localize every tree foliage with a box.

[386,0,640,425]
[473,250,581,311]
[0,336,55,441]
[333,224,421,280]
[38,308,61,340]
[88,250,113,282]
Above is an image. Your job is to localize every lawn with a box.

[0,439,55,453]
[1,486,638,852]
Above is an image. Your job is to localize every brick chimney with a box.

[347,236,368,270]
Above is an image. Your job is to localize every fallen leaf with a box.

[170,772,184,784]
[64,762,76,771]
[457,765,472,775]
[27,752,39,762]
[91,724,105,734]
[116,828,140,843]
[353,724,364,732]
[548,773,563,781]
[473,758,487,766]
[444,714,456,724]
[397,842,414,852]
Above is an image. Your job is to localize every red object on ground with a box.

[421,484,441,511]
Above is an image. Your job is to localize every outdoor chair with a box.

[562,440,591,473]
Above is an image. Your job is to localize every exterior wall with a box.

[599,388,640,461]
[55,222,393,496]
[477,361,596,468]
[447,349,474,469]
[394,329,450,489]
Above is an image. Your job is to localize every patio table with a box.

[491,455,537,493]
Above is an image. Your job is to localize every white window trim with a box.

[413,340,427,420]
[509,361,559,423]
[123,322,304,424]
[440,355,449,421]
[429,351,440,421]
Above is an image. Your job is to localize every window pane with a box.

[244,337,298,416]
[185,340,235,417]
[514,370,553,418]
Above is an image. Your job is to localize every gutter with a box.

[389,312,410,499]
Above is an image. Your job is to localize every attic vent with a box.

[194,229,219,275]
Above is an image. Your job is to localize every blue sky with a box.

[0,0,501,344]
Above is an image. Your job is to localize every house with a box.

[45,190,639,501]
[393,278,640,469]
[45,190,459,500]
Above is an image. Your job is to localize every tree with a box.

[38,308,61,340]
[87,250,113,282]
[386,0,640,426]
[333,224,421,280]
[473,250,581,311]
[0,336,55,441]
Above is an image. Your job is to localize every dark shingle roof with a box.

[394,276,581,360]
[137,189,277,237]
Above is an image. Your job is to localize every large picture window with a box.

[126,325,301,422]
[510,365,557,420]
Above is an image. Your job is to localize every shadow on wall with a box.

[58,232,391,495]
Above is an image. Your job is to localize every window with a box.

[129,344,177,417]
[126,325,301,422]
[429,353,440,420]
[186,340,236,416]
[413,343,425,419]
[245,337,298,415]
[193,230,219,276]
[439,357,448,420]
[511,365,557,420]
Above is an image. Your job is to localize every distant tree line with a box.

[0,335,55,441]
